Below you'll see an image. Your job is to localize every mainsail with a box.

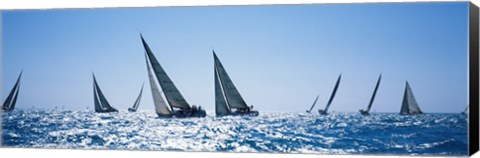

[213,51,249,110]
[128,84,144,112]
[93,74,118,113]
[366,74,382,112]
[400,81,423,115]
[145,53,171,115]
[2,72,22,112]
[306,95,319,113]
[215,62,231,116]
[141,35,191,112]
[322,74,342,113]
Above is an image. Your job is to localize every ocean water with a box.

[1,111,468,156]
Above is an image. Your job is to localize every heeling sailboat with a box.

[461,105,468,115]
[213,51,259,116]
[306,95,319,113]
[141,34,206,118]
[2,71,22,112]
[399,81,424,115]
[359,74,382,116]
[128,83,144,112]
[93,73,119,113]
[319,74,341,115]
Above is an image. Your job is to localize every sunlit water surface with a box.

[1,111,467,155]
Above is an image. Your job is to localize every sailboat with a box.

[128,84,144,112]
[319,74,341,115]
[141,34,206,118]
[359,74,382,116]
[306,95,320,113]
[399,81,424,115]
[93,73,119,113]
[461,105,468,115]
[2,71,22,112]
[214,51,259,117]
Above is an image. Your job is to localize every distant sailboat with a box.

[306,95,319,113]
[2,72,22,112]
[214,51,259,117]
[461,105,468,115]
[128,84,144,112]
[319,74,342,115]
[141,34,206,118]
[400,81,423,115]
[359,74,382,116]
[93,74,119,113]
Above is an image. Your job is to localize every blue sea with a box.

[1,111,468,156]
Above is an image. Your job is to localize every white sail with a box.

[93,82,102,112]
[400,81,423,115]
[141,35,191,110]
[213,52,249,109]
[129,84,144,111]
[146,54,171,115]
[2,72,22,112]
[215,63,231,116]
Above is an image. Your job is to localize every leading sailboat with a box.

[359,74,382,116]
[319,74,341,115]
[93,73,119,113]
[2,71,22,112]
[399,81,424,115]
[141,35,206,118]
[214,51,259,116]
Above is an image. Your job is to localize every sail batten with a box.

[141,36,191,110]
[213,52,249,109]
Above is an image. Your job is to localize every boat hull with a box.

[157,109,207,118]
[95,109,118,113]
[318,109,328,115]
[359,109,370,116]
[2,107,14,112]
[231,110,259,117]
[400,112,424,115]
[128,108,137,112]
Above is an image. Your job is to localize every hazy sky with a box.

[2,2,469,113]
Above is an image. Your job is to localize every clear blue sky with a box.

[2,2,469,113]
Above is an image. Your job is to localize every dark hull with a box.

[318,110,328,115]
[128,108,137,112]
[95,109,118,113]
[157,109,207,118]
[231,110,259,117]
[400,112,424,115]
[359,109,370,116]
[2,107,14,112]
